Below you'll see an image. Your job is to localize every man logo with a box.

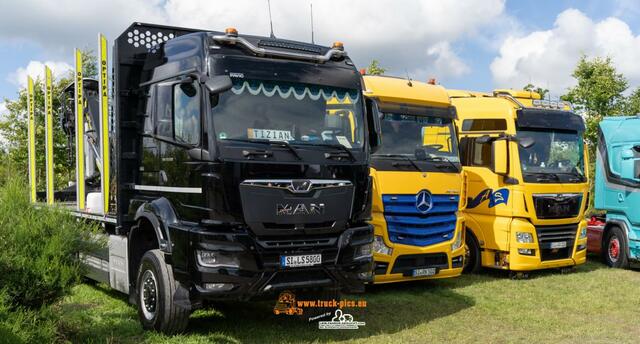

[288,180,312,193]
[277,203,325,216]
[415,190,433,214]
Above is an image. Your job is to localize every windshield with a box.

[210,79,364,149]
[517,129,586,183]
[374,112,459,161]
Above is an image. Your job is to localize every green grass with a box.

[55,259,640,343]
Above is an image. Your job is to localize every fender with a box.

[604,218,632,260]
[462,212,486,248]
[133,197,178,253]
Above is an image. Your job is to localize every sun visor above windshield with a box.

[377,102,457,119]
[516,108,585,132]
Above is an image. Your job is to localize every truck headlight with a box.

[451,229,463,251]
[354,242,373,259]
[197,250,240,268]
[516,232,534,243]
[580,227,587,239]
[373,236,392,256]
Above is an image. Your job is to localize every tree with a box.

[623,87,640,115]
[0,49,97,190]
[523,83,549,100]
[562,56,628,147]
[366,60,386,75]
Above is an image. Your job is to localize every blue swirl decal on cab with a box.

[467,188,510,209]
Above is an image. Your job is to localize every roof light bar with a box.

[210,32,347,63]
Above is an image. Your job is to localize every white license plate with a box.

[550,241,567,249]
[280,254,322,268]
[412,267,437,277]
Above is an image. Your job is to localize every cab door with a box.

[154,80,207,222]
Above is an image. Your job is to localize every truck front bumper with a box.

[506,218,588,271]
[371,220,465,284]
[175,224,373,303]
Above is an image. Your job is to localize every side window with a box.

[173,82,200,145]
[459,137,492,168]
[156,84,173,138]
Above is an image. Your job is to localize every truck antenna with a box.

[267,0,276,38]
[310,2,315,44]
[405,69,413,87]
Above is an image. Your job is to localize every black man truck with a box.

[26,23,378,333]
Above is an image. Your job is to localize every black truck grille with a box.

[390,253,449,275]
[535,224,578,261]
[533,194,582,219]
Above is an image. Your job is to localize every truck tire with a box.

[603,226,629,268]
[463,231,481,273]
[136,249,190,334]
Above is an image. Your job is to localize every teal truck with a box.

[591,116,640,267]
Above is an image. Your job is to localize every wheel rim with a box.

[608,236,620,263]
[141,269,158,320]
[463,243,471,269]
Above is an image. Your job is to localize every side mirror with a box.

[620,149,637,180]
[476,135,492,144]
[366,98,382,153]
[492,139,508,175]
[205,75,233,94]
[518,137,535,149]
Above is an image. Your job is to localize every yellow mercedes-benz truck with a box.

[363,75,466,283]
[449,89,589,276]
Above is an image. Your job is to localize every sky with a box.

[2,0,640,119]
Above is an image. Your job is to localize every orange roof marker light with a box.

[225,27,238,37]
[359,68,367,75]
[427,78,437,85]
[332,41,344,51]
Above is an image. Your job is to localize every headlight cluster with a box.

[354,242,373,259]
[451,229,463,251]
[197,250,240,268]
[516,232,534,243]
[373,236,392,256]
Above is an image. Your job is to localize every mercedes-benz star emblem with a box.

[415,190,433,214]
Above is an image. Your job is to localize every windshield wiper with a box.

[423,156,459,171]
[294,142,356,161]
[221,138,302,160]
[374,154,423,172]
[524,171,560,182]
[556,171,586,182]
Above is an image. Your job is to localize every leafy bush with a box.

[0,292,58,343]
[0,176,99,308]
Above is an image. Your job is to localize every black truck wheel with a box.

[603,226,629,268]
[463,231,481,273]
[136,249,190,334]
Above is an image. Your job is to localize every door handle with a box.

[618,192,624,202]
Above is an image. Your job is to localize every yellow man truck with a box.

[449,89,588,277]
[363,75,466,283]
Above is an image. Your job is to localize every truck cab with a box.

[594,116,640,267]
[363,75,465,283]
[450,89,589,274]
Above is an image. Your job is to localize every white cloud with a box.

[0,0,506,84]
[491,8,640,95]
[7,61,72,88]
